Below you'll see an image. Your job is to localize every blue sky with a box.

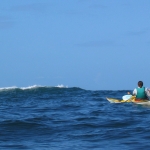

[0,0,150,90]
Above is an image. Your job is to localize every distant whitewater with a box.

[0,86,150,149]
[0,84,68,91]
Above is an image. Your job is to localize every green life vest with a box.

[136,87,147,99]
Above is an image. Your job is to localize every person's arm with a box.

[133,88,137,95]
[145,88,150,93]
[145,88,150,98]
[145,88,150,96]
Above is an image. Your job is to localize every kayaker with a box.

[133,81,149,99]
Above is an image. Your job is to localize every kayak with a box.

[106,96,149,105]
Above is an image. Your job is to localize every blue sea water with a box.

[0,85,150,150]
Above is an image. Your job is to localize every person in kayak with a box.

[133,81,149,99]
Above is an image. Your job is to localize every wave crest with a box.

[55,84,68,88]
[0,84,68,91]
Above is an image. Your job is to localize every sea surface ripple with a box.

[0,86,150,150]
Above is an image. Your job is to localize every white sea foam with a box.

[55,84,68,88]
[20,85,44,90]
[0,84,68,91]
[0,85,44,91]
[0,86,18,91]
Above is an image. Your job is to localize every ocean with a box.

[0,85,150,150]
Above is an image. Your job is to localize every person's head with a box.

[138,81,143,88]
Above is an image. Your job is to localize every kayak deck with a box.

[106,97,149,104]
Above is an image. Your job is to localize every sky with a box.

[0,0,150,90]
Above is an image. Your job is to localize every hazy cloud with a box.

[0,16,14,29]
[36,76,45,79]
[127,28,149,36]
[76,40,116,47]
[147,41,150,45]
[89,4,107,9]
[78,0,107,8]
[10,3,50,13]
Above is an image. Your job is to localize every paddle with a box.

[122,92,135,102]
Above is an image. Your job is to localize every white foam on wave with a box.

[55,84,68,88]
[20,85,44,90]
[0,86,18,91]
[0,84,68,91]
[0,85,42,91]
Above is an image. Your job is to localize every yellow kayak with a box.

[106,96,149,104]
